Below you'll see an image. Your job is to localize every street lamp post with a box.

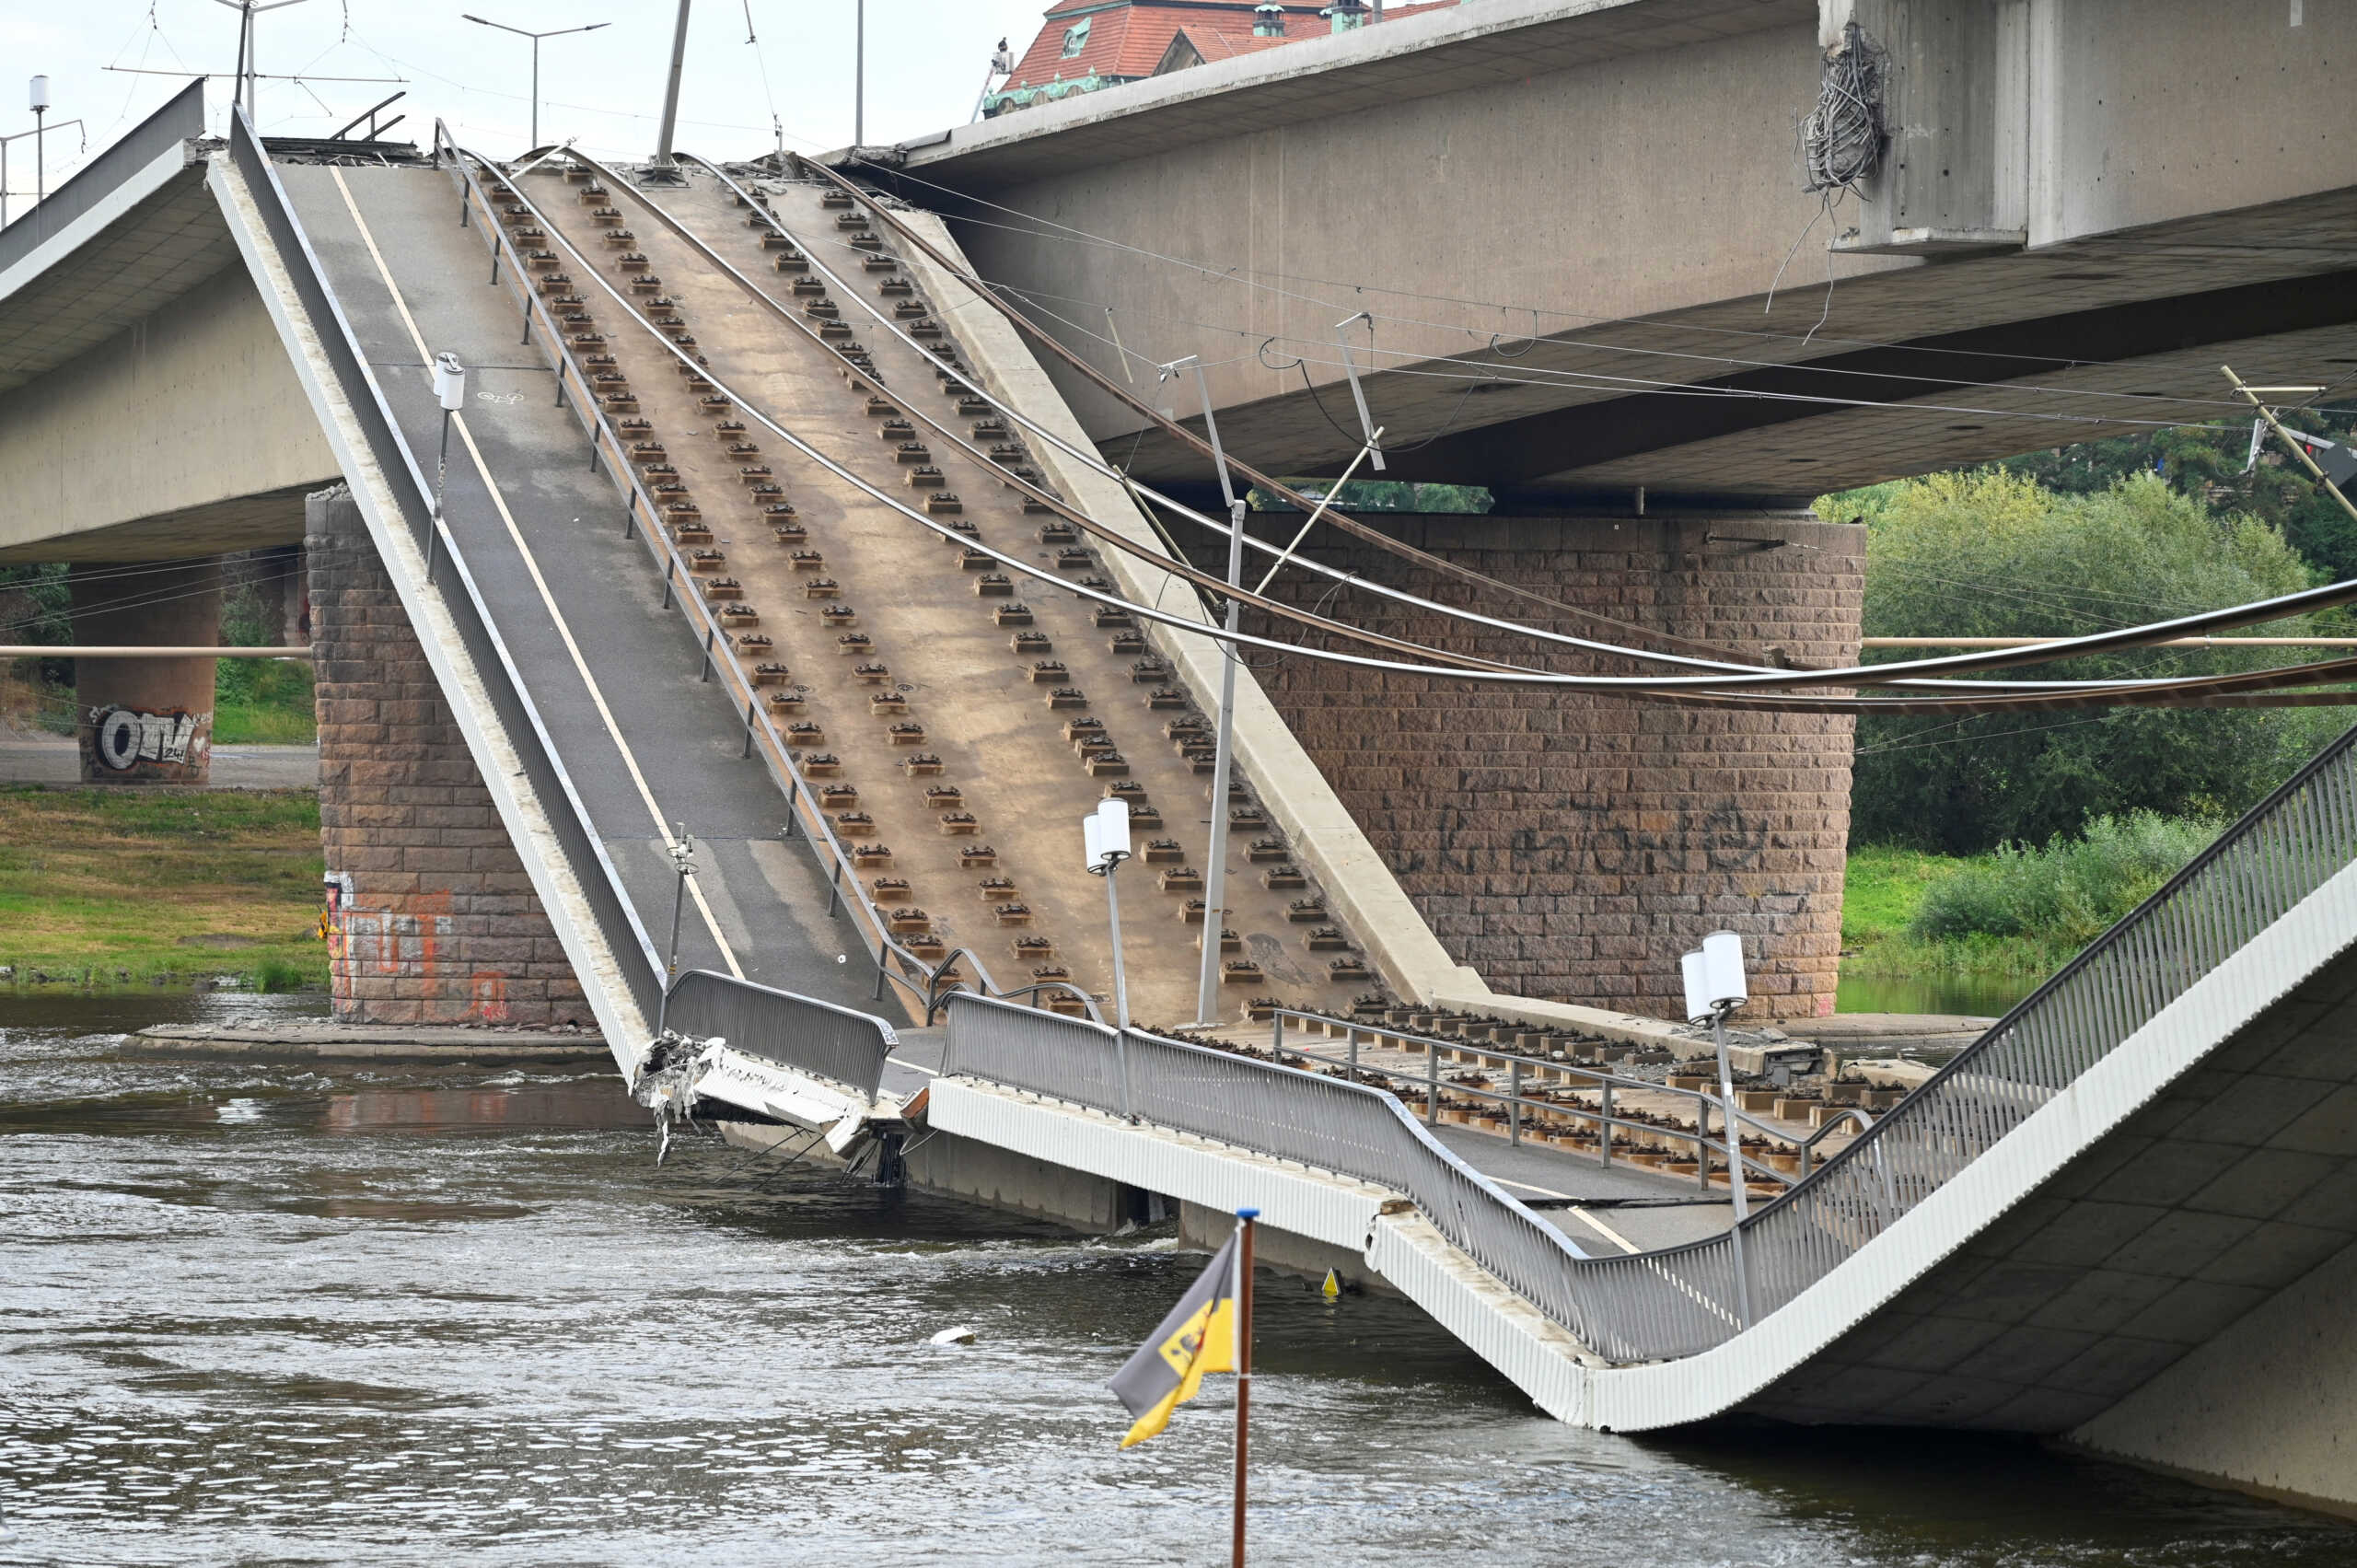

[2,87,81,231]
[29,75,45,211]
[1084,796,1136,1121]
[1683,930,1755,1329]
[854,0,865,146]
[428,352,467,583]
[461,14,610,150]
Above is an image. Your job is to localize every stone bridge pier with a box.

[1198,506,1864,1024]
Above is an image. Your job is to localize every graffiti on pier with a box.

[87,705,212,772]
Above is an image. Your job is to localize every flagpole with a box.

[1232,1206,1257,1567]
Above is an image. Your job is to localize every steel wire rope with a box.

[963,267,2257,428]
[739,155,2357,695]
[680,155,2238,693]
[785,159,2275,674]
[0,561,309,638]
[840,157,2275,417]
[482,150,2357,715]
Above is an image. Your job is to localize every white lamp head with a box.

[1680,949,1712,1027]
[1093,796,1132,864]
[433,351,468,412]
[1701,929,1747,1013]
[1083,812,1107,875]
[29,76,51,114]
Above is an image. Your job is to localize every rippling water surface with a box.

[3,993,2351,1566]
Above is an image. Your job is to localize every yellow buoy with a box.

[1321,1268,1342,1301]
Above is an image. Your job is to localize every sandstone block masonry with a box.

[1201,510,1863,1023]
[307,487,590,1027]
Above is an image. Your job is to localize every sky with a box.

[8,0,1058,194]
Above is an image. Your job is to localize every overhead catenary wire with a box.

[845,154,2290,418]
[486,149,2357,714]
[748,154,2357,697]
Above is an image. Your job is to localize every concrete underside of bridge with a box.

[1728,914,2357,1516]
[885,0,2357,506]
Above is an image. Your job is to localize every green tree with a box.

[2000,407,2357,582]
[1841,470,2346,853]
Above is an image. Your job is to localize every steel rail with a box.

[436,128,1105,1026]
[664,159,2357,708]
[795,154,2357,681]
[689,155,2344,704]
[1264,1007,1804,1190]
[441,150,2357,714]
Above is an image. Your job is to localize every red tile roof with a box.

[1001,2,1459,94]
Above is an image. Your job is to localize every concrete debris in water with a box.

[629,1030,721,1164]
[929,1326,979,1345]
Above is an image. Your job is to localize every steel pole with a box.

[33,110,42,210]
[1231,1208,1257,1568]
[1105,858,1134,1121]
[529,37,540,150]
[428,407,454,582]
[658,826,691,1033]
[1713,1008,1755,1327]
[854,0,865,145]
[655,0,692,164]
[1188,359,1244,1025]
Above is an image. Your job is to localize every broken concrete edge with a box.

[891,210,1697,1059]
[209,151,651,1074]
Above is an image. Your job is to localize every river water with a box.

[3,994,2351,1566]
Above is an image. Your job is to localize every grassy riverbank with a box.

[0,786,326,991]
[1842,812,2219,988]
[1840,846,2081,982]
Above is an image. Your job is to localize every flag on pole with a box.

[1108,1232,1241,1448]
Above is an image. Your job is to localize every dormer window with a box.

[1061,16,1091,56]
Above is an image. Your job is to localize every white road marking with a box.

[329,167,744,981]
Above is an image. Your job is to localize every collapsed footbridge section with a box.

[12,85,2356,1518]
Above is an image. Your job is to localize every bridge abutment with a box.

[68,558,222,784]
[306,488,589,1028]
[1213,508,1863,1023]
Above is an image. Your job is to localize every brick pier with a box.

[306,487,589,1027]
[1215,509,1864,1023]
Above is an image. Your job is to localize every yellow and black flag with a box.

[1108,1232,1241,1448]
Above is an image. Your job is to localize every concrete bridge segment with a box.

[884,0,2357,506]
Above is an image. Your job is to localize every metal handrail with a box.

[943,992,1643,1348]
[1560,720,2357,1359]
[1262,1009,1802,1191]
[663,967,897,1098]
[943,719,2357,1364]
[437,132,1105,1026]
[231,107,666,1035]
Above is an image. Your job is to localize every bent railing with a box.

[943,993,1633,1353]
[1570,720,2357,1358]
[664,970,897,1099]
[948,725,2357,1363]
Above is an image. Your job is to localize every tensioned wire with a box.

[690,153,2357,699]
[762,215,2255,437]
[842,154,2300,418]
[676,151,2247,694]
[485,148,2357,714]
[783,156,2353,686]
[0,561,310,639]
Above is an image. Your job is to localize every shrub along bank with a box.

[1842,812,2220,982]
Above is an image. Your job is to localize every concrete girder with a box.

[887,0,2357,499]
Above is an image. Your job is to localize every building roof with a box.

[1000,2,1460,97]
